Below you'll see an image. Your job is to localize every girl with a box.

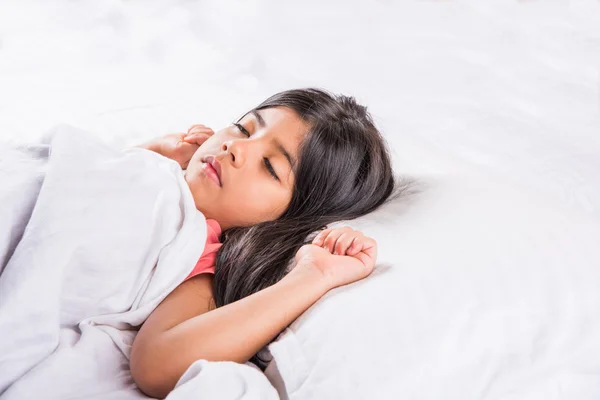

[130,88,397,398]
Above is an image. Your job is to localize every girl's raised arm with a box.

[130,227,376,399]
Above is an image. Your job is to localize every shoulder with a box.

[137,274,215,336]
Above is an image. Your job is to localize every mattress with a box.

[1,1,599,399]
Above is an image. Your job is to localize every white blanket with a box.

[0,125,219,399]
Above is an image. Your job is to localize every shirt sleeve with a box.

[185,218,223,280]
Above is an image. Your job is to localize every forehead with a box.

[244,106,308,143]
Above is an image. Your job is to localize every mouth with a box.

[200,155,222,187]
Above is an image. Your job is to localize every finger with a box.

[186,127,214,140]
[353,251,375,275]
[294,244,314,263]
[350,237,377,260]
[187,126,214,134]
[187,124,209,133]
[346,235,363,256]
[185,128,214,140]
[183,133,212,145]
[173,141,200,169]
[333,232,357,256]
[175,141,200,160]
[176,139,200,150]
[322,227,352,254]
[312,228,332,246]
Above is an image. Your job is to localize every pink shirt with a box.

[185,219,222,280]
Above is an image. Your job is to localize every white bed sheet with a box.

[1,1,599,399]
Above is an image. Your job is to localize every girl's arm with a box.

[131,268,328,398]
[130,226,376,399]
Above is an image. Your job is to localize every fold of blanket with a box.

[0,125,208,399]
[166,360,279,400]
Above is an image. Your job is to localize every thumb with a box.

[176,138,200,151]
[295,244,318,263]
[184,132,213,146]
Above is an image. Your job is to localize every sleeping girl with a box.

[127,88,397,397]
[25,87,395,398]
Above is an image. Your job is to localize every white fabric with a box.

[266,172,600,399]
[166,360,278,400]
[1,1,600,399]
[0,125,210,399]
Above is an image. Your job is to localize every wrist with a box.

[282,262,332,295]
[138,140,160,154]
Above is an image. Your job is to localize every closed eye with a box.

[233,122,250,137]
[263,158,280,181]
[233,122,279,182]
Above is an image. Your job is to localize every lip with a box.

[201,155,222,187]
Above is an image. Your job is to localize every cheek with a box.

[188,137,224,170]
[212,182,289,228]
[235,182,291,221]
[185,174,208,208]
[189,135,223,163]
[194,144,217,161]
[201,130,233,152]
[188,149,203,167]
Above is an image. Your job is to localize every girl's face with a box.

[185,106,308,231]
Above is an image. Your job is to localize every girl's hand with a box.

[141,124,214,169]
[292,227,377,291]
[182,124,215,146]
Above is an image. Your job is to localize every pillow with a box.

[265,172,600,399]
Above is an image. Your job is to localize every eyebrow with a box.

[250,109,266,128]
[251,109,296,172]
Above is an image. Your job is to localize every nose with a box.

[221,139,245,168]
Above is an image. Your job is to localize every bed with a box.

[1,1,599,399]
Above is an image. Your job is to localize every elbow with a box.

[130,338,175,399]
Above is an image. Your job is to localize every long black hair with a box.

[213,88,398,367]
